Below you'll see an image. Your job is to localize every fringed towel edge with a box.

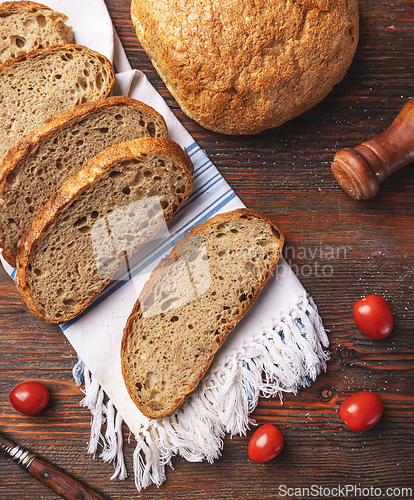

[73,292,329,491]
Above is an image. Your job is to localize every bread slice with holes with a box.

[0,1,75,65]
[15,137,194,324]
[121,208,284,419]
[0,96,168,267]
[0,43,115,165]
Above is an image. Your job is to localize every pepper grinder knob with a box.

[331,100,414,199]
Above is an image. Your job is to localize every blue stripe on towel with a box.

[185,142,200,155]
[181,172,223,211]
[192,158,213,180]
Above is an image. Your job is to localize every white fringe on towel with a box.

[73,292,329,491]
[75,363,128,480]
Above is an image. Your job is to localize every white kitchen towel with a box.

[0,0,330,491]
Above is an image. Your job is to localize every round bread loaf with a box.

[131,0,359,135]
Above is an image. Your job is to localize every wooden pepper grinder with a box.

[331,99,414,200]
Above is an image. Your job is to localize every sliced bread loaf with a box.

[0,43,115,164]
[15,137,194,324]
[0,1,74,64]
[0,96,168,267]
[121,208,284,419]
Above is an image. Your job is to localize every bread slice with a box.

[121,209,284,419]
[0,1,74,64]
[0,96,168,267]
[0,43,115,164]
[15,138,194,324]
[131,0,359,134]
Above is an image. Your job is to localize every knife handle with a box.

[27,456,107,500]
[0,431,107,500]
[331,99,414,199]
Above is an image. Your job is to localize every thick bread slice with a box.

[121,208,284,419]
[131,0,359,135]
[0,1,74,64]
[15,138,194,324]
[0,96,167,267]
[0,43,115,163]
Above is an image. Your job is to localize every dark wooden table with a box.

[1,1,413,499]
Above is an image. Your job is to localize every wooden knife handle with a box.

[0,431,107,500]
[331,100,414,199]
[28,457,107,500]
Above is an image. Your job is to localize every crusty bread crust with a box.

[16,138,194,323]
[0,1,53,11]
[121,208,284,418]
[0,42,112,73]
[0,96,167,267]
[131,0,359,135]
[0,1,52,10]
[0,2,74,64]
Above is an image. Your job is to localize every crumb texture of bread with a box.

[0,1,74,64]
[121,209,284,419]
[16,138,194,324]
[0,44,114,164]
[131,0,359,135]
[0,97,167,267]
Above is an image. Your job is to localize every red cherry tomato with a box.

[353,294,393,340]
[340,390,383,432]
[9,381,50,416]
[248,424,284,463]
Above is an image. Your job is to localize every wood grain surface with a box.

[1,1,413,499]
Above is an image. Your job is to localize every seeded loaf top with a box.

[0,96,167,267]
[0,43,115,164]
[16,137,194,324]
[131,0,359,135]
[121,208,284,418]
[0,1,74,64]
